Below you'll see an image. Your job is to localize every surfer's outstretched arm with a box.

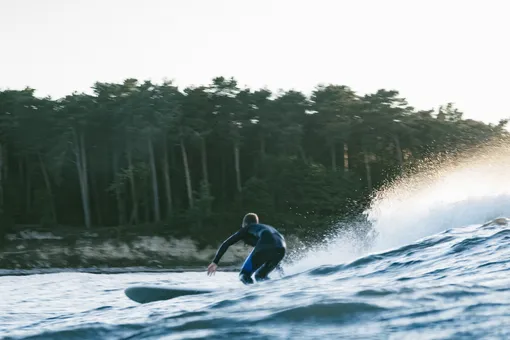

[207,227,248,276]
[212,228,246,264]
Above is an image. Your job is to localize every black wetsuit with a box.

[212,223,286,284]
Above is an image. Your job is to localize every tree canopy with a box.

[0,77,507,243]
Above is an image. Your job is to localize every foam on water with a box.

[288,140,510,273]
[368,141,510,252]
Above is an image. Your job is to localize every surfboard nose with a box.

[125,286,213,304]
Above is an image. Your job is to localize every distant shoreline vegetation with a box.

[0,77,508,244]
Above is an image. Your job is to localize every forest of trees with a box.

[0,77,508,243]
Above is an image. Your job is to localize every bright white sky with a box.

[0,0,508,123]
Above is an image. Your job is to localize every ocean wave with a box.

[3,218,510,340]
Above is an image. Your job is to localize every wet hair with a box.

[242,213,259,227]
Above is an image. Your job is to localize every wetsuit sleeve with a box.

[212,227,247,265]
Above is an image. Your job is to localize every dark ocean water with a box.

[2,216,510,340]
[3,146,510,339]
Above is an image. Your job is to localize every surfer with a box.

[207,212,286,284]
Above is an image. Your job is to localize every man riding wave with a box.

[207,213,286,284]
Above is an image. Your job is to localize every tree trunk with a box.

[221,152,226,203]
[112,152,126,225]
[331,143,336,172]
[90,169,103,226]
[26,156,32,213]
[260,134,266,158]
[363,149,372,192]
[394,135,404,167]
[162,138,173,218]
[18,158,24,215]
[148,136,160,222]
[343,142,349,172]
[180,137,194,208]
[38,152,57,224]
[126,145,139,225]
[298,146,308,164]
[144,175,150,223]
[0,143,3,210]
[103,145,111,221]
[2,144,7,180]
[234,142,242,193]
[80,132,91,228]
[73,130,91,228]
[200,136,209,192]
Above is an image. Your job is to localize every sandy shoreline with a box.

[1,226,302,273]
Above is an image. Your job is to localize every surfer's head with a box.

[242,213,259,228]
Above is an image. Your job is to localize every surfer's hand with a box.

[207,263,218,276]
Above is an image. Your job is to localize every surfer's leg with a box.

[239,249,260,284]
[254,247,286,282]
[239,251,255,284]
[239,247,267,285]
